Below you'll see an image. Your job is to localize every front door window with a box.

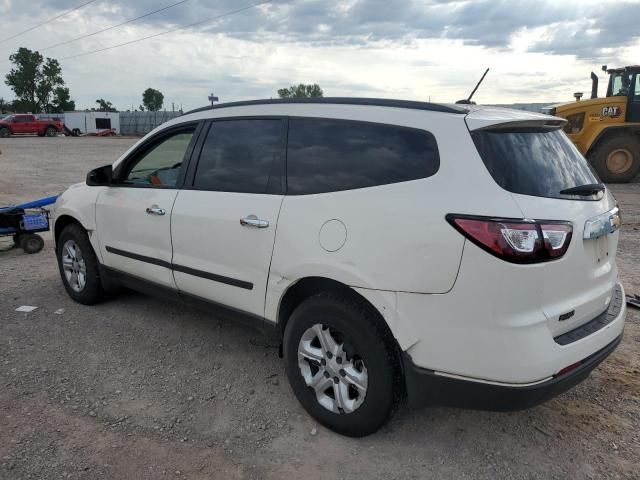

[121,130,194,188]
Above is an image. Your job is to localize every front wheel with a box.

[589,134,640,183]
[56,224,104,304]
[283,292,401,437]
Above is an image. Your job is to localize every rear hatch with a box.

[466,108,620,338]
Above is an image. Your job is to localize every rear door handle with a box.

[146,205,166,216]
[240,214,269,228]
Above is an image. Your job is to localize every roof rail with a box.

[184,97,467,116]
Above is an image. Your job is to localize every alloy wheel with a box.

[297,323,368,414]
[61,239,87,292]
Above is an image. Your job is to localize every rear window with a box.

[472,129,601,200]
[287,118,439,195]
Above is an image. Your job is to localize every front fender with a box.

[52,182,104,260]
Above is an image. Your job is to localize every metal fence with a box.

[32,111,183,136]
[119,111,183,136]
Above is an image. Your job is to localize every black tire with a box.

[283,292,402,437]
[45,126,57,137]
[0,127,9,138]
[72,128,81,137]
[20,233,44,254]
[588,134,640,183]
[56,223,104,304]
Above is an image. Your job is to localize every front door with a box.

[12,115,29,134]
[171,118,286,318]
[95,125,198,289]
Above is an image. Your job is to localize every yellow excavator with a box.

[546,65,640,182]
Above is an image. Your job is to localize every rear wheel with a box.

[0,127,9,138]
[283,292,401,437]
[589,134,640,183]
[45,126,57,137]
[20,233,44,254]
[56,224,104,304]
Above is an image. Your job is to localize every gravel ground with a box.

[0,136,639,480]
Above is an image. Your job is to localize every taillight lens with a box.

[540,223,573,258]
[446,214,573,264]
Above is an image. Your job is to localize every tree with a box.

[5,47,68,112]
[142,88,164,111]
[277,83,323,98]
[95,98,117,112]
[51,87,75,112]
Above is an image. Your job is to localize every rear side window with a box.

[472,129,600,200]
[286,118,439,195]
[193,119,283,194]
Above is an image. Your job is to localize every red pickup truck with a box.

[0,114,64,138]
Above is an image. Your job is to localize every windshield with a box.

[1,115,12,122]
[610,72,632,96]
[472,128,602,201]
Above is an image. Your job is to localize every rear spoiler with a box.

[470,119,567,133]
[464,107,567,132]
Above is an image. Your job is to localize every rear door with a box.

[468,114,619,337]
[170,118,286,318]
[27,115,39,133]
[95,124,199,289]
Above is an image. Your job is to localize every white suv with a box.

[52,98,626,437]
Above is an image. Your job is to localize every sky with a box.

[0,0,639,111]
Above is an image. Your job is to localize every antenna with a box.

[456,68,490,104]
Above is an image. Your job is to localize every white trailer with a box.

[63,112,120,135]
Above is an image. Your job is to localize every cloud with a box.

[0,0,639,109]
[4,0,639,58]
[527,2,640,59]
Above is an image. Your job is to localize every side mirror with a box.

[86,164,112,186]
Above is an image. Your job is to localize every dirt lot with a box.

[0,136,639,480]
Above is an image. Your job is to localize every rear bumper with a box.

[403,333,622,410]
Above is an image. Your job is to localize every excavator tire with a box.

[589,133,640,183]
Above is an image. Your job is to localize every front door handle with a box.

[240,214,269,228]
[146,205,166,216]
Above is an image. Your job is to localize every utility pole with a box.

[208,92,219,106]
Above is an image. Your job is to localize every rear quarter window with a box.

[286,118,439,195]
[472,128,601,200]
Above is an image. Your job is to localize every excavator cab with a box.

[604,66,640,122]
[549,65,640,182]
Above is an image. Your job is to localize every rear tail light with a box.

[540,223,572,258]
[446,214,572,264]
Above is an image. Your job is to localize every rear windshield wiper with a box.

[559,183,605,196]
